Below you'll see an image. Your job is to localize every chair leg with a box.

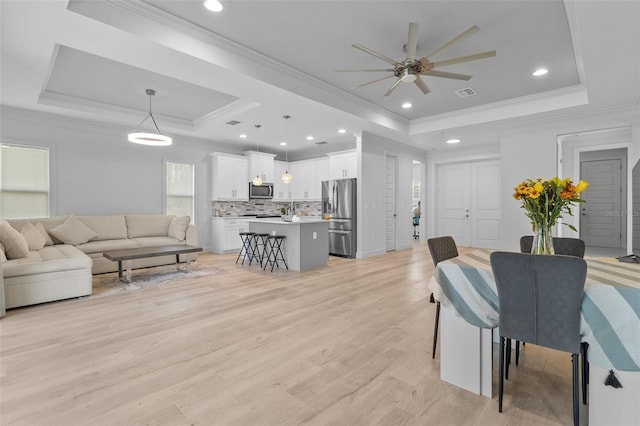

[572,353,579,426]
[505,338,512,380]
[432,301,440,359]
[515,340,520,366]
[498,336,505,413]
[581,342,589,405]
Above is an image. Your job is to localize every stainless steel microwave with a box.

[248,182,274,199]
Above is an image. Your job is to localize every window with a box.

[1,144,50,219]
[166,161,194,220]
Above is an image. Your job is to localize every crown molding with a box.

[410,85,588,135]
[68,0,408,134]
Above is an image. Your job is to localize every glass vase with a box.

[531,224,555,255]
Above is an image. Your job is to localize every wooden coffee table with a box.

[103,245,203,283]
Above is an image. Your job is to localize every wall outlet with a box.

[312,232,317,239]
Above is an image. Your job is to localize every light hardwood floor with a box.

[1,243,585,425]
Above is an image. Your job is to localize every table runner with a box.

[428,249,640,372]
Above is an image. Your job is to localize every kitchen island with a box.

[248,218,329,271]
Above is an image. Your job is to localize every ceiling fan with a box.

[337,23,496,96]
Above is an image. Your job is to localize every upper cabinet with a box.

[328,150,357,179]
[244,151,276,184]
[273,160,291,201]
[210,153,249,200]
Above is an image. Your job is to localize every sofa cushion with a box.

[75,238,139,255]
[0,242,7,263]
[126,215,174,238]
[50,215,98,245]
[168,216,190,241]
[34,222,55,246]
[20,222,46,251]
[6,216,68,245]
[0,220,29,260]
[130,236,183,248]
[77,215,128,241]
[2,244,92,278]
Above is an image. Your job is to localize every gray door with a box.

[580,159,623,248]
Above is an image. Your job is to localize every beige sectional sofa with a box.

[1,214,197,309]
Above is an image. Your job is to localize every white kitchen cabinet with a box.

[244,151,276,184]
[294,159,317,200]
[328,150,357,179]
[287,162,299,200]
[210,153,249,200]
[273,160,291,201]
[316,158,329,198]
[211,217,250,254]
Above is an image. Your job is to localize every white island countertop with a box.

[248,219,329,271]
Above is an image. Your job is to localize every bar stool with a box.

[263,235,288,272]
[251,233,270,267]
[236,232,255,265]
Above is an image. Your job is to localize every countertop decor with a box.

[513,177,588,254]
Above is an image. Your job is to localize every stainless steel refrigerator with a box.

[322,178,356,258]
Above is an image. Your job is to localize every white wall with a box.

[357,131,427,258]
[1,107,244,251]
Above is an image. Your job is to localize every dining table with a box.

[428,248,640,426]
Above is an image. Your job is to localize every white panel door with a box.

[470,160,501,248]
[385,155,397,251]
[580,159,623,248]
[437,163,471,246]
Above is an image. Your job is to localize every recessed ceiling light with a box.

[306,136,314,141]
[280,142,287,146]
[402,102,412,109]
[338,129,346,134]
[533,68,548,76]
[446,138,461,144]
[204,0,223,12]
[239,134,247,139]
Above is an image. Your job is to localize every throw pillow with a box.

[168,216,191,241]
[21,222,46,251]
[0,220,29,259]
[0,242,7,263]
[49,215,98,245]
[34,222,55,246]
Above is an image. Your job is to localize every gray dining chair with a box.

[506,235,588,376]
[427,236,459,359]
[520,236,586,258]
[490,251,587,426]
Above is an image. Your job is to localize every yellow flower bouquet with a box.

[513,177,588,254]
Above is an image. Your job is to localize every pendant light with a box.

[128,89,172,146]
[281,115,293,184]
[253,124,263,186]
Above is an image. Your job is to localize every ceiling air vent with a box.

[225,120,241,125]
[455,87,477,98]
[315,141,328,145]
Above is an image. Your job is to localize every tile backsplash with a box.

[212,200,321,217]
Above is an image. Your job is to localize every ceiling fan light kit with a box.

[340,22,496,96]
[128,89,172,146]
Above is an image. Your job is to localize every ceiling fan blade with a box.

[336,69,395,72]
[422,69,472,81]
[384,78,403,97]
[414,76,430,94]
[352,44,400,66]
[351,74,396,89]
[431,50,496,68]
[406,22,418,61]
[424,25,479,60]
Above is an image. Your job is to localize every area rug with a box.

[89,264,221,299]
